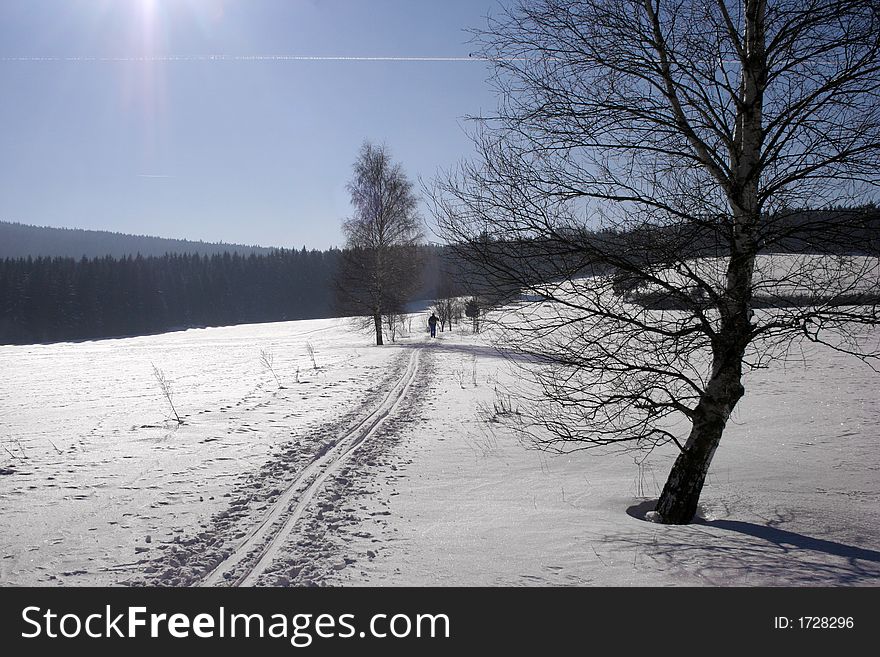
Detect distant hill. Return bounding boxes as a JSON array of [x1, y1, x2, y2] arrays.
[[0, 221, 274, 259]]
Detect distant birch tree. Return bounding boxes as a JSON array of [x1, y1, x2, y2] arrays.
[[432, 0, 880, 523], [336, 141, 423, 345]]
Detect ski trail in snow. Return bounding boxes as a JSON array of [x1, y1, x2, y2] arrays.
[[200, 347, 422, 587]]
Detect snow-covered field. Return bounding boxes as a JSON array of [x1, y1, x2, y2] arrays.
[[1, 314, 878, 586]]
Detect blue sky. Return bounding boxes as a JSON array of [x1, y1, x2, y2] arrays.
[[0, 0, 502, 249]]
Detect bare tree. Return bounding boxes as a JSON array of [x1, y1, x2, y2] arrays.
[[382, 311, 408, 342], [464, 297, 484, 334], [305, 341, 318, 370], [432, 273, 465, 332], [433, 297, 464, 332], [432, 0, 880, 523], [260, 347, 284, 389], [152, 363, 183, 425], [336, 141, 424, 345]]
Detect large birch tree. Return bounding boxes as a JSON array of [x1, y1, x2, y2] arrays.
[[432, 0, 880, 523]]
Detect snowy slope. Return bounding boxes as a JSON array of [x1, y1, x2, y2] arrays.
[[1, 314, 878, 586]]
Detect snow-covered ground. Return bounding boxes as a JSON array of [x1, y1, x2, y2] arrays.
[[1, 314, 878, 586]]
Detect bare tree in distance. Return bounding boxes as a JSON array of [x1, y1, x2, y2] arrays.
[[432, 298, 460, 332], [305, 341, 318, 370], [432, 0, 880, 523], [464, 297, 484, 334], [336, 141, 424, 345], [433, 273, 465, 332], [152, 363, 183, 425], [382, 312, 408, 342], [260, 348, 284, 389]]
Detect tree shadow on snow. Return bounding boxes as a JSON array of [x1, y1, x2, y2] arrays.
[[622, 499, 880, 585], [699, 519, 880, 564]]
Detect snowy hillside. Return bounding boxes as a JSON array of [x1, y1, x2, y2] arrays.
[[1, 315, 878, 586]]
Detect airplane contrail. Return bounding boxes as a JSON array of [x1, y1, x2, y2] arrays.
[[1, 54, 509, 63]]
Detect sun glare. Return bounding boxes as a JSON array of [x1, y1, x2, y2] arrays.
[[139, 0, 159, 29]]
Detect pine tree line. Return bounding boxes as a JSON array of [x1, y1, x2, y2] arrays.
[[0, 249, 342, 344]]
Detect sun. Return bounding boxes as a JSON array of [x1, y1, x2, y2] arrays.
[[139, 0, 159, 25]]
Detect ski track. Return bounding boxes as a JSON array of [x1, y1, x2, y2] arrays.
[[200, 347, 421, 587]]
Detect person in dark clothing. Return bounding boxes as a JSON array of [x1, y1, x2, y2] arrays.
[[428, 313, 438, 338]]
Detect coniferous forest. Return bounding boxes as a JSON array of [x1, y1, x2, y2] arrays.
[[0, 242, 450, 345], [0, 249, 342, 344]]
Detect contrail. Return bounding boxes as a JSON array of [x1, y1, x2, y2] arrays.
[[0, 54, 509, 63]]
